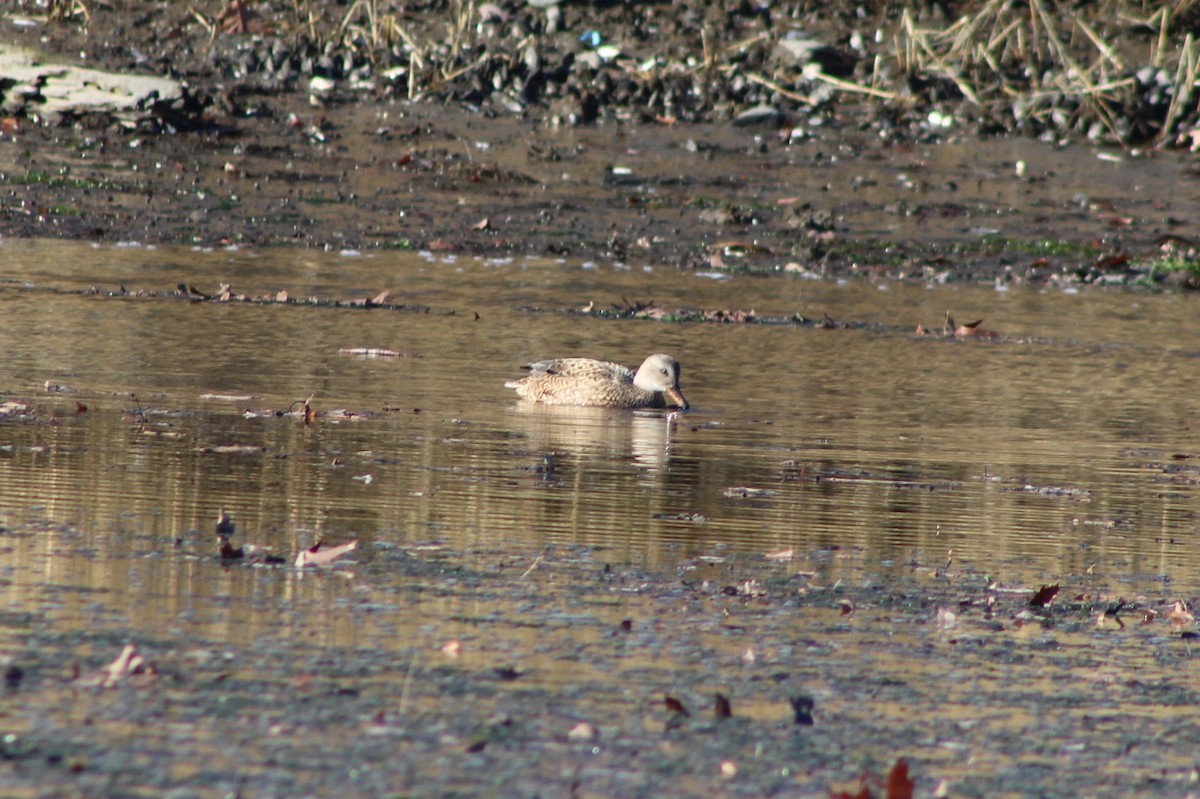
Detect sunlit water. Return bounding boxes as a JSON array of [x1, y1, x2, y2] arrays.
[[2, 238, 1200, 591], [4, 238, 1200, 794]]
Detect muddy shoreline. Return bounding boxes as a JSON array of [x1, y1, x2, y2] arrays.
[[5, 511, 1197, 798], [2, 3, 1198, 286]]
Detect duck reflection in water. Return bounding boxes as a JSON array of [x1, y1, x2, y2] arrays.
[[511, 404, 683, 472]]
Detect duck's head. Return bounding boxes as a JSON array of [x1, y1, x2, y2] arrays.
[[634, 353, 689, 410]]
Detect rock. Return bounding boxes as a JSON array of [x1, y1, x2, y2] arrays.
[[0, 45, 185, 126]]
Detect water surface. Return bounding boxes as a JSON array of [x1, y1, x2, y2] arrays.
[[2, 239, 1198, 591]]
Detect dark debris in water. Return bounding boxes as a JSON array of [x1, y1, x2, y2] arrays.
[[519, 299, 879, 330], [4, 527, 1200, 796]]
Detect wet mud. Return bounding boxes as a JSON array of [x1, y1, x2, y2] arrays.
[[2, 3, 1199, 286], [4, 514, 1197, 798]]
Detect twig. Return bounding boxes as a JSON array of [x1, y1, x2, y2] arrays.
[[810, 71, 899, 101], [520, 556, 543, 579], [744, 73, 816, 105], [398, 650, 419, 713]]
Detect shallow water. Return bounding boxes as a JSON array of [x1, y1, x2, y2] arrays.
[[2, 239, 1200, 590], [4, 238, 1200, 795]]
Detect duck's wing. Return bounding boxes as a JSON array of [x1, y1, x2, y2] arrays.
[[524, 358, 634, 383]]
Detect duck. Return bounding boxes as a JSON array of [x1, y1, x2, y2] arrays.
[[506, 353, 689, 409]]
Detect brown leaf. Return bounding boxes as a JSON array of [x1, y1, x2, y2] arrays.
[[216, 0, 271, 34], [953, 319, 1002, 339], [885, 758, 914, 799], [1168, 600, 1195, 625], [219, 539, 244, 561], [714, 692, 732, 719], [1028, 584, 1060, 608], [663, 695, 689, 716], [294, 539, 358, 568], [829, 782, 873, 799], [78, 643, 157, 688]]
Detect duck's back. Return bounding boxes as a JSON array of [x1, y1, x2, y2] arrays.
[[525, 358, 634, 382], [507, 357, 645, 406]]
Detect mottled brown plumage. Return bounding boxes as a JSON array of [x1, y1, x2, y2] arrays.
[[506, 353, 689, 409]]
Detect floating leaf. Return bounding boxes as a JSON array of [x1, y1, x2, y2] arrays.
[[664, 695, 689, 716], [294, 539, 358, 568], [1028, 584, 1060, 608], [77, 643, 157, 688], [567, 722, 596, 741], [1168, 600, 1195, 625]]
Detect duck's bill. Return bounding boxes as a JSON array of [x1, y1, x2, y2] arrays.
[[666, 388, 689, 410]]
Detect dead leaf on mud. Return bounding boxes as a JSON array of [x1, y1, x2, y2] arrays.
[[216, 0, 272, 35], [200, 445, 267, 455], [829, 757, 913, 799], [916, 312, 1011, 341], [885, 759, 915, 799], [337, 348, 414, 359], [723, 486, 776, 498], [219, 539, 244, 560], [473, 217, 490, 230], [953, 318, 1003, 339], [1168, 600, 1195, 626], [663, 695, 689, 716], [714, 692, 732, 719], [704, 308, 757, 323], [199, 393, 256, 402], [1096, 599, 1127, 629], [216, 507, 238, 542], [294, 539, 358, 568], [0, 401, 32, 417], [77, 643, 157, 688], [567, 722, 596, 741], [1028, 584, 1060, 608], [790, 694, 814, 725]]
